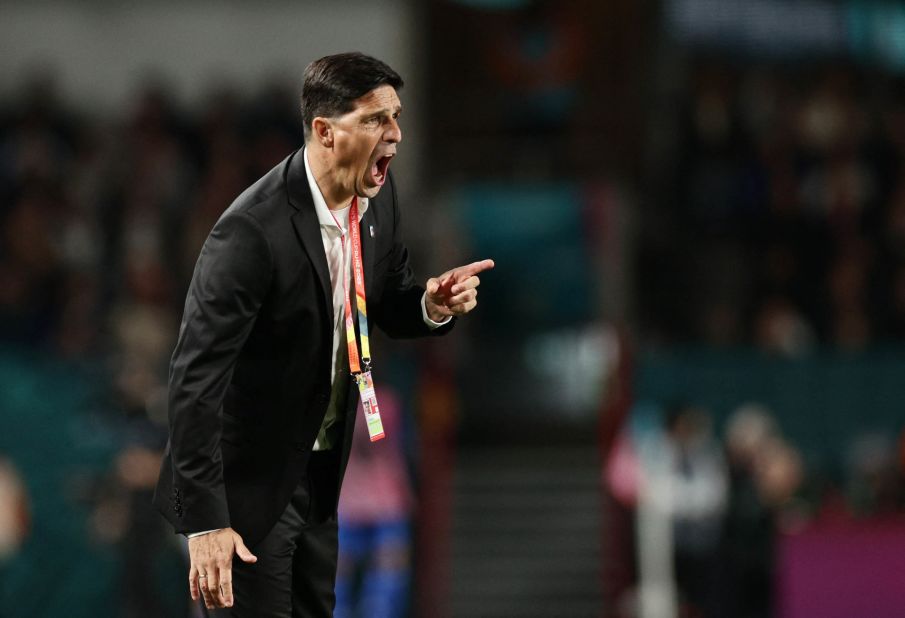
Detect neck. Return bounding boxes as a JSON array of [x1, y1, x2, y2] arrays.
[[307, 143, 354, 211]]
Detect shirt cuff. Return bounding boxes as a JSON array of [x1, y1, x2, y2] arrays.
[[421, 292, 452, 329], [186, 528, 222, 539]]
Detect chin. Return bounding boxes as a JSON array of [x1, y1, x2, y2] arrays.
[[358, 184, 382, 199]]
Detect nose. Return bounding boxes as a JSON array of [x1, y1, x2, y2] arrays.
[[385, 117, 402, 144]]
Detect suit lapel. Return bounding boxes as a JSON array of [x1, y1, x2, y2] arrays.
[[360, 205, 376, 300], [286, 148, 333, 329]]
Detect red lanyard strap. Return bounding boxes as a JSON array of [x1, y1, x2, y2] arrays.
[[332, 197, 371, 375]]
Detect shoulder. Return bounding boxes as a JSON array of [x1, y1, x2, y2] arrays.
[[217, 152, 296, 236], [226, 160, 287, 217]]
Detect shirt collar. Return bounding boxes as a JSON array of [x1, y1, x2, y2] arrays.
[[304, 148, 368, 230]]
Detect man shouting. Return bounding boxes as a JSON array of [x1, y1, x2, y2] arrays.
[[153, 52, 493, 616]]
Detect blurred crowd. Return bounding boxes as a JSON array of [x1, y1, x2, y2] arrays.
[[0, 74, 314, 616], [641, 62, 905, 351], [0, 74, 304, 367], [607, 400, 905, 618]]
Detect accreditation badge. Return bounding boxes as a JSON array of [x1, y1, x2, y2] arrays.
[[356, 370, 385, 441]]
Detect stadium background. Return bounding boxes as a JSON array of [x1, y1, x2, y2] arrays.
[[2, 0, 905, 616]]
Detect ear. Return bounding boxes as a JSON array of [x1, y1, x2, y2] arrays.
[[312, 117, 333, 148]]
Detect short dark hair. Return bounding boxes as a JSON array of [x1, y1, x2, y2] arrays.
[[301, 52, 403, 140]]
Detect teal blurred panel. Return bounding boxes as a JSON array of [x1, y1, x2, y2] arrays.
[[634, 347, 905, 468], [847, 1, 905, 71], [0, 349, 184, 617], [0, 349, 117, 617], [456, 182, 597, 330]]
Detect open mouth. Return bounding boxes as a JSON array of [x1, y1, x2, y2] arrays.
[[370, 154, 393, 187]]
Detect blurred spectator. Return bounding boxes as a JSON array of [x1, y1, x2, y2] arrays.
[[89, 439, 179, 618], [716, 404, 803, 618], [662, 404, 727, 618], [0, 187, 66, 347], [845, 432, 905, 517], [753, 296, 815, 356], [336, 387, 415, 618]]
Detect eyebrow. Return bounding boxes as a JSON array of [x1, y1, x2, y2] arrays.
[[366, 105, 402, 118]]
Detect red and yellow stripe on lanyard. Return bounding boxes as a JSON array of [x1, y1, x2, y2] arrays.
[[341, 196, 370, 373]]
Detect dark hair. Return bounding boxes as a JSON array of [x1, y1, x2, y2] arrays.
[[301, 52, 403, 140]]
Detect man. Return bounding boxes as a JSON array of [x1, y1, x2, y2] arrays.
[[153, 52, 492, 616]]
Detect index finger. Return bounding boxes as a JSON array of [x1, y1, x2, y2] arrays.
[[452, 259, 495, 281]]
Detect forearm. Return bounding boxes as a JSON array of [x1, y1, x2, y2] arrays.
[[375, 284, 455, 338]]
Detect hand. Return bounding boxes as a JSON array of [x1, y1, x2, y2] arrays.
[[425, 259, 495, 321], [188, 527, 257, 609]]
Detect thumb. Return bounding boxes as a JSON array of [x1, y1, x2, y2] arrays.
[[234, 534, 257, 564], [426, 278, 439, 296]]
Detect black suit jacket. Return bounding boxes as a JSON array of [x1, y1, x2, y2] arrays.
[[153, 148, 452, 546]]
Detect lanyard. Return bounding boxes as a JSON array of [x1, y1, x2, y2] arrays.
[[329, 197, 384, 442], [330, 196, 371, 375]]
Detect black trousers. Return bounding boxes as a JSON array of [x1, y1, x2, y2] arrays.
[[205, 450, 341, 618]]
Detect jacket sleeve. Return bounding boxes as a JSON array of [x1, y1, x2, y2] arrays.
[[371, 173, 455, 339], [166, 211, 273, 533]]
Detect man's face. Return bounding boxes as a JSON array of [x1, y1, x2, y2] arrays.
[[329, 85, 402, 199]]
